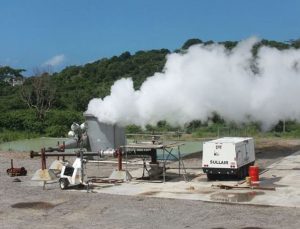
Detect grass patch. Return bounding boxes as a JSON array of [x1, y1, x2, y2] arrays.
[[0, 130, 39, 143]]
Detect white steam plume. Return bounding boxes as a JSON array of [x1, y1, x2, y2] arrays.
[[87, 37, 300, 130]]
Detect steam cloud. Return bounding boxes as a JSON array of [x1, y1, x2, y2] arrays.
[[87, 37, 300, 130], [43, 54, 66, 67]]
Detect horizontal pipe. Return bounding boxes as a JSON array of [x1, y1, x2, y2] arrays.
[[30, 151, 94, 158], [30, 150, 116, 158], [88, 160, 144, 165], [30, 149, 158, 163]]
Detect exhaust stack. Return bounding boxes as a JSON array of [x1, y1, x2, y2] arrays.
[[84, 113, 125, 152]]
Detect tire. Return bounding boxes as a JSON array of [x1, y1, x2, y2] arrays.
[[245, 165, 249, 177], [59, 178, 69, 190], [242, 166, 247, 179], [207, 173, 216, 181], [237, 168, 243, 180], [241, 166, 244, 179], [77, 183, 85, 189]]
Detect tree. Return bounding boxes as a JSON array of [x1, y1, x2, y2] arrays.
[[220, 41, 238, 50], [289, 38, 300, 49], [20, 70, 56, 120], [0, 66, 25, 80], [182, 38, 203, 49]]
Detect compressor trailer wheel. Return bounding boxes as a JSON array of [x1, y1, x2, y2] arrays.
[[59, 178, 69, 190]]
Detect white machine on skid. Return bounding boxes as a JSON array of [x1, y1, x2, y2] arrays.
[[59, 152, 86, 189], [58, 148, 115, 189]]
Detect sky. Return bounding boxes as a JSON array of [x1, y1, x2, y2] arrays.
[[0, 0, 300, 76]]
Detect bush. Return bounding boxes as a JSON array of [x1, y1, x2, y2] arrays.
[[0, 130, 39, 143], [126, 125, 142, 134], [0, 109, 83, 137], [44, 110, 83, 136], [45, 110, 83, 127], [0, 110, 43, 132], [45, 125, 68, 137]]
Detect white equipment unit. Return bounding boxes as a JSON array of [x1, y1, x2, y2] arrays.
[[59, 156, 86, 189], [202, 137, 255, 180], [58, 149, 116, 189]]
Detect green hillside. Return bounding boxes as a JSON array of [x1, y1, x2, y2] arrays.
[[1, 38, 300, 141]]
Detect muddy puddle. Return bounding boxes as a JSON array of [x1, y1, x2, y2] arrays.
[[140, 189, 215, 196], [210, 191, 264, 203], [240, 227, 264, 229], [11, 201, 56, 210], [140, 191, 160, 196]]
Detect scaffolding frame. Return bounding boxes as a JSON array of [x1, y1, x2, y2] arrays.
[[121, 142, 188, 182]]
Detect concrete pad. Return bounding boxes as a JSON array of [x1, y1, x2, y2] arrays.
[[49, 160, 65, 172], [31, 169, 57, 181], [88, 151, 300, 208], [109, 170, 132, 181]]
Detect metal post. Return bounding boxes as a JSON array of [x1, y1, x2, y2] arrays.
[[80, 150, 84, 184], [11, 159, 13, 170], [163, 148, 165, 183], [125, 147, 128, 182], [63, 141, 65, 161], [57, 141, 60, 160], [117, 148, 122, 171], [178, 146, 181, 176], [41, 148, 46, 170], [41, 148, 46, 190]]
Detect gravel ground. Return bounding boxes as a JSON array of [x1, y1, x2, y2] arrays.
[[1, 139, 300, 229]]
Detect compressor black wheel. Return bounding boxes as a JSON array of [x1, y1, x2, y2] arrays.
[[59, 178, 69, 190], [207, 173, 217, 181]]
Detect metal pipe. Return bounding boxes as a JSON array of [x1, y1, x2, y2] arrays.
[[117, 148, 122, 171], [31, 151, 100, 158], [80, 150, 84, 184], [88, 160, 144, 165], [41, 148, 46, 170], [30, 149, 117, 158], [30, 148, 157, 171]]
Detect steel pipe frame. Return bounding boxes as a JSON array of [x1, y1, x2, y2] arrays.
[[161, 146, 187, 183], [30, 151, 105, 158], [32, 144, 186, 182], [122, 144, 186, 182]]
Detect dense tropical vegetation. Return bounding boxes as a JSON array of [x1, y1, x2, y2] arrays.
[[1, 38, 300, 142]]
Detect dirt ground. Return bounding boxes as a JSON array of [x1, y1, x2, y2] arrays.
[[1, 138, 300, 229]]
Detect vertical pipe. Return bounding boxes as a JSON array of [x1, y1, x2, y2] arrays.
[[11, 159, 13, 170], [57, 141, 60, 160], [80, 150, 84, 184], [117, 148, 122, 171], [150, 149, 157, 164], [163, 148, 165, 183], [41, 148, 47, 190], [41, 148, 46, 170], [178, 146, 181, 176], [125, 147, 129, 182], [62, 141, 65, 161]]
